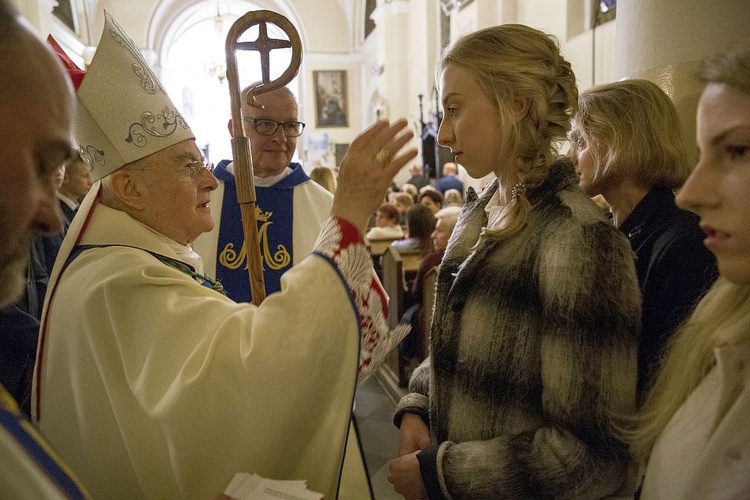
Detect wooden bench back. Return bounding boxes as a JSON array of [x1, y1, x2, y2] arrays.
[[381, 245, 405, 329], [367, 237, 399, 256]]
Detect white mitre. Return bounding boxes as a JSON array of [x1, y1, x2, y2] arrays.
[[75, 10, 194, 181]]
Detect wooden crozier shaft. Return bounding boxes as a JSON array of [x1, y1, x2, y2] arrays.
[[230, 136, 266, 304]]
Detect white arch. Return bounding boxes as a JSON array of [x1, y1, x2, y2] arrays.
[[148, 0, 314, 164], [148, 0, 308, 65]]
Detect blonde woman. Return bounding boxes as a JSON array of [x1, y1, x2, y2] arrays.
[[442, 188, 463, 206], [633, 38, 750, 499], [389, 24, 641, 499], [309, 166, 336, 194], [570, 79, 718, 401], [391, 192, 414, 225]]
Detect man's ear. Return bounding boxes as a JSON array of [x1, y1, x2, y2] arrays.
[[111, 169, 147, 211], [227, 118, 233, 136]]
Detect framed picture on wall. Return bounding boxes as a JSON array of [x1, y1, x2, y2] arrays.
[[314, 70, 348, 128]]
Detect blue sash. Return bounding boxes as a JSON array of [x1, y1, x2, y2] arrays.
[[0, 385, 88, 498], [215, 161, 309, 302]]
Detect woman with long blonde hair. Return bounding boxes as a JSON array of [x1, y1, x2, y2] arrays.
[[633, 38, 750, 499], [389, 24, 641, 499]]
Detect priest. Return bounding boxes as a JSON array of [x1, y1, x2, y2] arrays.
[[193, 85, 332, 302], [33, 11, 415, 500]]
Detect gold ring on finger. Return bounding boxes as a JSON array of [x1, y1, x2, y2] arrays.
[[375, 148, 391, 164]]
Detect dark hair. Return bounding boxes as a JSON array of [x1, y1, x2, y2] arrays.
[[406, 204, 436, 254], [0, 0, 16, 22], [377, 202, 400, 222], [419, 190, 443, 207]]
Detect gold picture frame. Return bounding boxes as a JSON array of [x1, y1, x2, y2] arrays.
[[314, 70, 348, 128]]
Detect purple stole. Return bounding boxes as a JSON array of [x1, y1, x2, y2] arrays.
[[215, 160, 309, 302]]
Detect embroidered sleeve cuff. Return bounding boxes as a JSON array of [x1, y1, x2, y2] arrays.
[[314, 217, 410, 383]]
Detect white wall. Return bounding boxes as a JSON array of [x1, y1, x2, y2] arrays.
[[16, 0, 627, 175]]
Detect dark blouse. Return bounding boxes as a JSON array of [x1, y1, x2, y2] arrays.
[[619, 187, 718, 401]]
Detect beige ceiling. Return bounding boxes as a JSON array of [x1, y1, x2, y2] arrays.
[[87, 0, 356, 57]]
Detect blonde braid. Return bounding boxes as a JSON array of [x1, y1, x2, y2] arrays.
[[448, 25, 576, 244]]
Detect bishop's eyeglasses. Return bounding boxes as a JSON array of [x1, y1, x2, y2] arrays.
[[129, 158, 214, 182], [244, 118, 306, 137], [182, 159, 215, 180]]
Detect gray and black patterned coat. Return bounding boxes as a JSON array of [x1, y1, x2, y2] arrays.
[[395, 158, 641, 499]]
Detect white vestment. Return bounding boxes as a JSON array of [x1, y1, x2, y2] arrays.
[[33, 184, 402, 499], [192, 168, 370, 497]]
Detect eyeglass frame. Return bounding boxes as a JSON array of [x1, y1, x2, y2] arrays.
[[128, 159, 215, 182], [243, 118, 306, 137], [182, 159, 215, 180]]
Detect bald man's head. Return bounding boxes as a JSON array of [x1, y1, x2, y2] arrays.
[[0, 1, 75, 306], [442, 162, 458, 176]]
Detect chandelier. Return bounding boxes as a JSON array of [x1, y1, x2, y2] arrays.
[[204, 2, 227, 83]]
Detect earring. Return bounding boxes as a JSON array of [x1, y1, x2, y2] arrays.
[[511, 181, 526, 202]]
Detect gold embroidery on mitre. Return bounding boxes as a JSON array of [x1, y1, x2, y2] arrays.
[[104, 15, 189, 148]]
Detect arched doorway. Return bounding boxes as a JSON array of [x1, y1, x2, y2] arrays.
[[156, 1, 301, 164]]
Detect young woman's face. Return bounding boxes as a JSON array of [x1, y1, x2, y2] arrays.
[[676, 83, 750, 285], [437, 64, 507, 180]]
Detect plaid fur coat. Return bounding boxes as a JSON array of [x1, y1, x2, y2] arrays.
[[395, 158, 641, 499]]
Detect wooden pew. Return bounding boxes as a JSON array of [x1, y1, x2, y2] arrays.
[[381, 245, 405, 329], [381, 247, 425, 327], [381, 246, 405, 386], [368, 237, 401, 282], [367, 237, 400, 257], [400, 250, 423, 273], [381, 246, 434, 386]]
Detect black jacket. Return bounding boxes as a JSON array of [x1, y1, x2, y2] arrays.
[[620, 187, 718, 401]]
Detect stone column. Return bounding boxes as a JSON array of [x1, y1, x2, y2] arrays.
[[373, 0, 411, 122], [615, 0, 750, 163]]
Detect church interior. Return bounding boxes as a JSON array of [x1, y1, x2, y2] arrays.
[[19, 0, 747, 189], [7, 0, 750, 498]]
